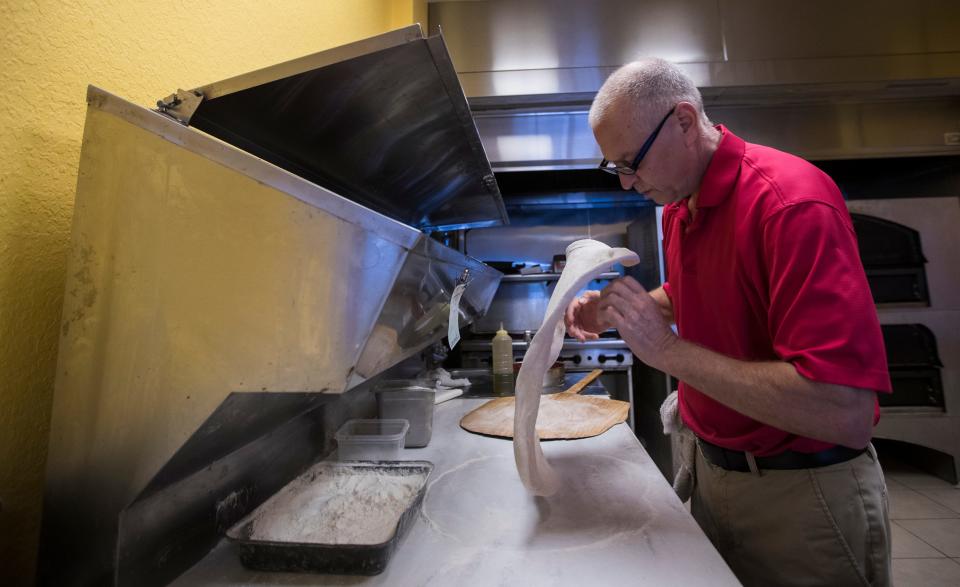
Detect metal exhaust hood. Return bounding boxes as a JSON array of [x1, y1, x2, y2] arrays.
[[429, 0, 960, 165], [159, 24, 507, 231], [41, 25, 504, 586]]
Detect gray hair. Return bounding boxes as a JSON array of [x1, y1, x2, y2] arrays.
[[589, 58, 709, 130]]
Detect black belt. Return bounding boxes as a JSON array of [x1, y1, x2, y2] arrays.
[[698, 438, 866, 472]]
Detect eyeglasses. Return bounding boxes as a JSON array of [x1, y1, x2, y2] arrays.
[[599, 105, 676, 176]]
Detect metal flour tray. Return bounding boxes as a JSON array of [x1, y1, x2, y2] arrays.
[[226, 460, 433, 575]]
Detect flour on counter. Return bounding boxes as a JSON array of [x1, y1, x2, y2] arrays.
[[248, 464, 427, 545]]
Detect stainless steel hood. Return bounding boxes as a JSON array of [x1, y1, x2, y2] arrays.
[[41, 26, 504, 586], [430, 0, 960, 165], [160, 24, 507, 231]]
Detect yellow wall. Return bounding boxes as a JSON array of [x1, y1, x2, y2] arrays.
[[0, 1, 425, 584]]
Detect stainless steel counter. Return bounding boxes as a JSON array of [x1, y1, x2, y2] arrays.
[[172, 398, 741, 586]]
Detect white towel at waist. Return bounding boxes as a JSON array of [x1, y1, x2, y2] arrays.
[[660, 390, 696, 502]]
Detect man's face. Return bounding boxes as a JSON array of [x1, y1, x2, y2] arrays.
[[593, 104, 692, 206]]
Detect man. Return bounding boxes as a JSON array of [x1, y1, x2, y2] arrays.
[[565, 59, 892, 587]]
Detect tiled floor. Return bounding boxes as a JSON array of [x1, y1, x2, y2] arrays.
[[882, 457, 960, 587]]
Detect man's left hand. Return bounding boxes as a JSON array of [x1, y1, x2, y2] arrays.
[[598, 277, 678, 368]]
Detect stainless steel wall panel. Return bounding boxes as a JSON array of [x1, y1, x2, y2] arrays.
[[711, 99, 960, 160], [433, 0, 960, 101], [924, 0, 960, 53], [473, 109, 601, 170], [719, 0, 960, 62], [856, 99, 960, 157], [446, 0, 960, 165], [431, 0, 724, 74], [458, 55, 960, 102], [475, 97, 960, 167], [459, 68, 613, 102]]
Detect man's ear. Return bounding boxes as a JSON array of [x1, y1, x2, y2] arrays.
[[675, 102, 700, 146]]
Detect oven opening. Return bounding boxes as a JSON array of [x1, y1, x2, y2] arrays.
[[880, 324, 945, 409], [852, 213, 929, 306]]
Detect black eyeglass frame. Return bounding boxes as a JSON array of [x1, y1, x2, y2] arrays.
[[598, 105, 677, 176]]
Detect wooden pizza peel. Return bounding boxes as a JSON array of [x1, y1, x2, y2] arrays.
[[459, 369, 630, 439]]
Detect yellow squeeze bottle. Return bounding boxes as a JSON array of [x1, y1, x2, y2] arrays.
[[491, 323, 514, 395]]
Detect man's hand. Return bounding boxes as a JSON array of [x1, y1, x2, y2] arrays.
[[598, 277, 677, 368], [564, 290, 611, 341]]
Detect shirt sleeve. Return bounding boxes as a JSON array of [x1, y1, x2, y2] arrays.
[[661, 204, 675, 303], [762, 201, 892, 393]]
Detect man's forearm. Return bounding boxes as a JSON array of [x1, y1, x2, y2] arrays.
[[648, 286, 674, 324], [654, 337, 875, 448]]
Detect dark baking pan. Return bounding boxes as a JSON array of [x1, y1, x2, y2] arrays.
[[225, 460, 433, 575]]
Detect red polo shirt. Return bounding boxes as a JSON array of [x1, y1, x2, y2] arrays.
[[662, 126, 891, 456]]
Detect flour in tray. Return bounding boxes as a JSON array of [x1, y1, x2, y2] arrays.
[[249, 465, 427, 545]]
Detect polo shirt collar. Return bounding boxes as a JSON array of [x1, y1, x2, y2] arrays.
[[695, 125, 744, 209]]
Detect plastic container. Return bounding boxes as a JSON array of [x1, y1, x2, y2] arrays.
[[491, 323, 514, 395], [376, 389, 435, 448], [375, 379, 434, 392], [335, 419, 409, 461]]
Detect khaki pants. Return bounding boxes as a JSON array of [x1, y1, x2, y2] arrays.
[[691, 443, 892, 587]]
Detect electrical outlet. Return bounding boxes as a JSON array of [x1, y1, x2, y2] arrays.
[[945, 132, 960, 146]]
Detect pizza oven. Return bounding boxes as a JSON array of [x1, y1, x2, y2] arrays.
[[847, 196, 960, 483], [851, 213, 930, 305], [848, 212, 946, 409]]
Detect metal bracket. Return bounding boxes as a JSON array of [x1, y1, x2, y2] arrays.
[[156, 89, 204, 125]]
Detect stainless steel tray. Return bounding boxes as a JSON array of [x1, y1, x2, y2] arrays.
[[226, 460, 433, 575]]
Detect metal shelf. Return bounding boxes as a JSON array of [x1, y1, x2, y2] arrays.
[[459, 337, 628, 352]]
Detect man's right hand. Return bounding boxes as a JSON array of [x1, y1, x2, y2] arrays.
[[564, 290, 610, 341]]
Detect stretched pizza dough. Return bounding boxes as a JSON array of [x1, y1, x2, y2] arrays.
[[514, 239, 640, 496]]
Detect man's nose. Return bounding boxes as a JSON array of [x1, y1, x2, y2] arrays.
[[619, 173, 637, 191]]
